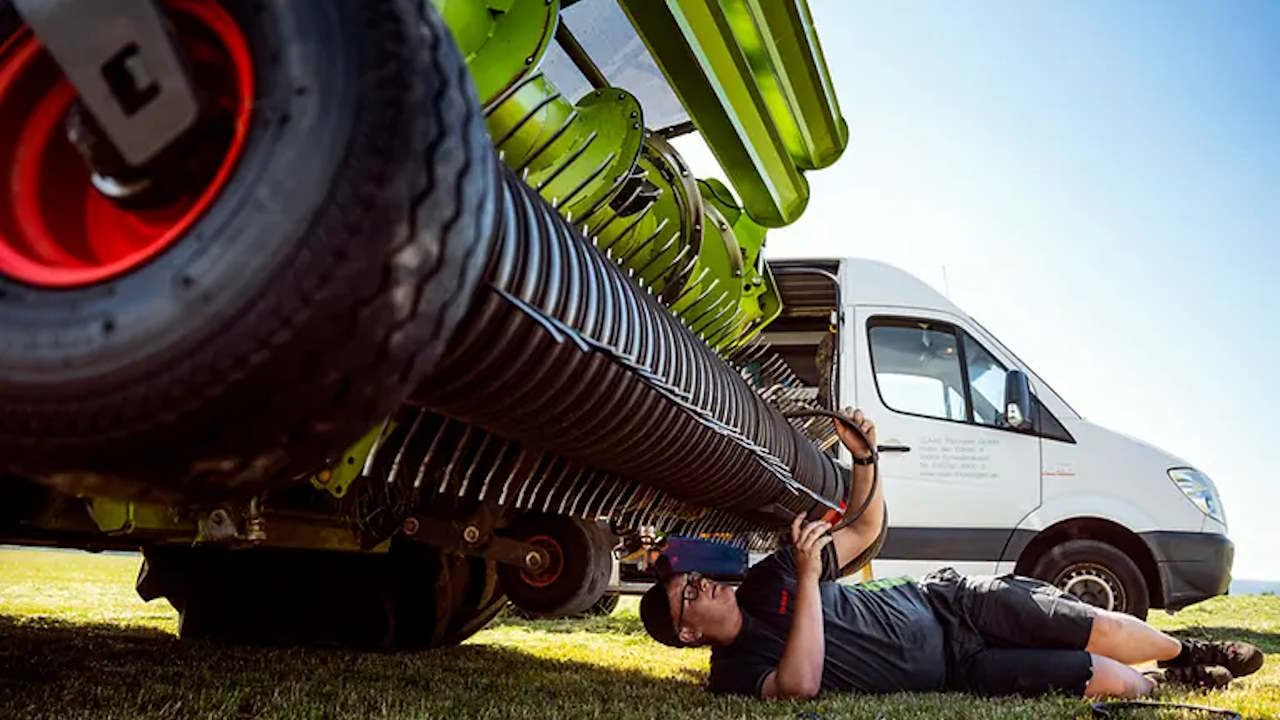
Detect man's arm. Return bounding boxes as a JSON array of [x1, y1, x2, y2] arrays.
[[760, 515, 832, 700], [829, 408, 885, 571]]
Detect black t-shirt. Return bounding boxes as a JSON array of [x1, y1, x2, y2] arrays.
[[708, 543, 947, 697]]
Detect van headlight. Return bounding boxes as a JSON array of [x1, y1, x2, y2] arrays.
[[1168, 468, 1225, 523]]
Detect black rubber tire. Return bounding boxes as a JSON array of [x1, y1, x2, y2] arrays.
[[142, 547, 397, 647], [1032, 539, 1150, 620], [141, 540, 505, 649], [498, 515, 613, 618], [0, 0, 495, 498]]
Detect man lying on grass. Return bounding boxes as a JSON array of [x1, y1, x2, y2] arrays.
[[640, 408, 1264, 700]]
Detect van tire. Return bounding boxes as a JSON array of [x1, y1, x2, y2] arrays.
[[1032, 539, 1150, 620]]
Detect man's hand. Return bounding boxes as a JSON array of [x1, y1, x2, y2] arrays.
[[791, 513, 833, 583], [833, 406, 877, 459]]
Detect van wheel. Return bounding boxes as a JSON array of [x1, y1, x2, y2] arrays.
[[1032, 539, 1150, 620]]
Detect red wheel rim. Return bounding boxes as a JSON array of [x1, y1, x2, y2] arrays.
[[0, 0, 253, 288], [519, 535, 565, 588]]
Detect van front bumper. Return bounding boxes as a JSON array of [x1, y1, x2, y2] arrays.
[[1139, 531, 1233, 610]]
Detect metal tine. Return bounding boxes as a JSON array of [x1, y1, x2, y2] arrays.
[[543, 466, 583, 513], [633, 233, 681, 283], [492, 89, 563, 150], [599, 477, 627, 522], [360, 416, 393, 479], [530, 461, 570, 511], [500, 449, 544, 506], [412, 418, 451, 490], [580, 170, 639, 226], [586, 167, 650, 236], [566, 469, 596, 517], [634, 492, 660, 530], [682, 290, 728, 328], [558, 152, 616, 212], [517, 108, 580, 172], [484, 71, 542, 116], [617, 217, 670, 267], [576, 471, 609, 515], [439, 425, 474, 495], [608, 481, 641, 522], [560, 468, 597, 515], [515, 455, 553, 509], [484, 445, 526, 501], [703, 309, 744, 344], [677, 279, 721, 322], [668, 267, 711, 309], [710, 308, 746, 343], [475, 440, 513, 501], [655, 250, 702, 299], [649, 244, 692, 294], [386, 409, 425, 485], [580, 475, 609, 518], [536, 131, 599, 192], [599, 202, 655, 254]]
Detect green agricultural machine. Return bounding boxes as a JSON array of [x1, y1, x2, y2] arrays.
[[0, 0, 851, 645]]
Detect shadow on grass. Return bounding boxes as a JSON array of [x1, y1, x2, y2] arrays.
[[1165, 625, 1280, 654], [486, 606, 647, 636], [0, 614, 706, 720]]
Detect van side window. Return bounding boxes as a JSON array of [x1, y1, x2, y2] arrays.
[[961, 333, 1008, 427], [1035, 397, 1074, 443], [867, 323, 968, 422]]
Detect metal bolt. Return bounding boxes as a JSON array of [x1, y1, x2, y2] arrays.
[[463, 525, 481, 543], [316, 469, 331, 485], [525, 551, 544, 570], [525, 56, 534, 65], [402, 517, 420, 536], [209, 509, 229, 526]]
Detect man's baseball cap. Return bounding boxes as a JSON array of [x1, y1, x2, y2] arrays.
[[639, 555, 687, 648]]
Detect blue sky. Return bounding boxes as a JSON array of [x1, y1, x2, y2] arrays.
[[675, 1, 1279, 579]]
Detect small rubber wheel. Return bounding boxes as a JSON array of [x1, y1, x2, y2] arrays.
[[498, 515, 613, 618], [1032, 539, 1150, 620], [0, 0, 495, 497]]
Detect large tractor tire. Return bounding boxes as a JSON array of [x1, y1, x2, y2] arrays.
[[139, 540, 506, 649], [0, 0, 494, 497], [498, 515, 615, 618]]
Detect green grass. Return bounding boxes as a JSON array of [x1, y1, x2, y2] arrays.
[[0, 548, 1276, 719]]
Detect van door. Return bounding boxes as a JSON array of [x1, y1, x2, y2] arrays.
[[850, 308, 1041, 578]]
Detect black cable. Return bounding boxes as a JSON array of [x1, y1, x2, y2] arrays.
[[780, 409, 878, 529], [1091, 700, 1241, 718]]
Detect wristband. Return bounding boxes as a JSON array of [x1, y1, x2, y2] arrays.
[[851, 453, 876, 466]]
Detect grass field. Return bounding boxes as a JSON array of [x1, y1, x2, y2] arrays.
[[1, 548, 1276, 719]]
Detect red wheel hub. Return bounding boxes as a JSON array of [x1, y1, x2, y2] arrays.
[[519, 535, 565, 588], [0, 0, 252, 288]]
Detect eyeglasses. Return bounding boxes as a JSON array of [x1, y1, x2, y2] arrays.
[[675, 571, 703, 636]]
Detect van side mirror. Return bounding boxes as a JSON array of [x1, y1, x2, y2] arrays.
[[1003, 370, 1033, 431]]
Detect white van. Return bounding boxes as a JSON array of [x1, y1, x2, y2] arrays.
[[764, 257, 1233, 619]]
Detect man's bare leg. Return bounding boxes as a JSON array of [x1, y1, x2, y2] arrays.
[[1085, 654, 1156, 698], [1084, 609, 1181, 665]]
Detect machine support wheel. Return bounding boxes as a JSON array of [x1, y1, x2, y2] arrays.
[[498, 514, 614, 618]]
